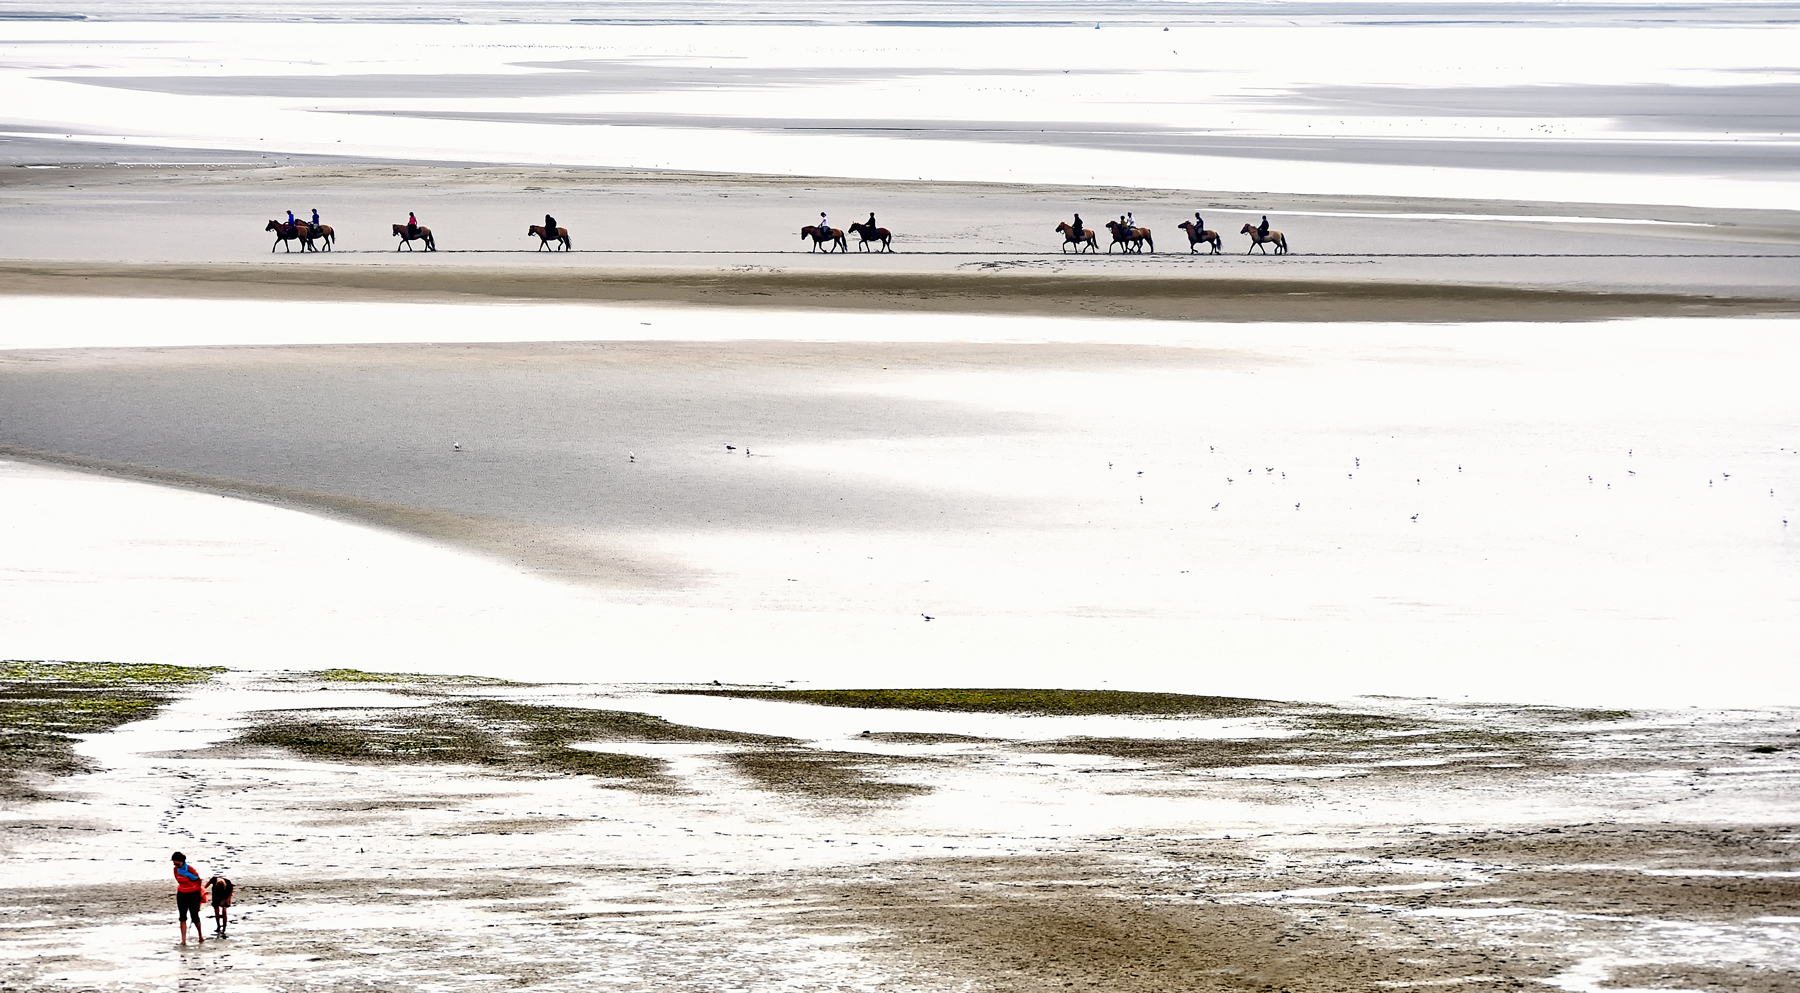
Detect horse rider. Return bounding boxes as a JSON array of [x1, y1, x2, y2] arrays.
[[1258, 215, 1270, 240], [1071, 213, 1084, 239], [310, 208, 321, 235], [865, 212, 877, 232], [407, 212, 419, 238], [285, 210, 298, 234], [1125, 211, 1137, 233], [544, 213, 557, 236], [1193, 211, 1204, 233], [819, 212, 830, 235]]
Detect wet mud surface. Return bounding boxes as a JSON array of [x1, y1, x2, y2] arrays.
[[2, 667, 1797, 992]]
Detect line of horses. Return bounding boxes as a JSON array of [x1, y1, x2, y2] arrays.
[[267, 216, 1287, 255], [1058, 219, 1289, 255]]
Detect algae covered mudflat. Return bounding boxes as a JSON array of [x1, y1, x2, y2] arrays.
[[0, 660, 222, 798]]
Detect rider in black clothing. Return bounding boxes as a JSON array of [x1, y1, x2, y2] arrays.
[[544, 213, 557, 234], [866, 212, 877, 231], [1072, 213, 1083, 238], [1258, 215, 1269, 239], [1194, 211, 1204, 231]]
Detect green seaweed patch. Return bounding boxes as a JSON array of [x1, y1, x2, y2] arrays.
[[1285, 711, 1431, 734], [456, 700, 789, 746], [0, 661, 219, 798], [664, 687, 1272, 717], [722, 748, 933, 801], [1030, 723, 1550, 772], [2, 660, 224, 685], [856, 731, 997, 744], [310, 668, 517, 687], [234, 700, 792, 791]]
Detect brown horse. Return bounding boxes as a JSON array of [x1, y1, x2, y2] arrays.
[[1240, 224, 1288, 255], [848, 221, 892, 252], [1055, 222, 1097, 253], [1105, 221, 1153, 254], [528, 224, 571, 251], [1177, 221, 1221, 254], [310, 224, 334, 251], [801, 225, 847, 253], [265, 219, 313, 253], [393, 223, 436, 251]]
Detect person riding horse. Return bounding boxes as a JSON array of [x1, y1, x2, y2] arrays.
[[544, 213, 556, 236], [1258, 215, 1270, 239], [1071, 213, 1084, 239], [407, 212, 420, 239], [1194, 212, 1204, 233], [310, 208, 321, 236], [865, 212, 877, 232], [285, 210, 299, 236]]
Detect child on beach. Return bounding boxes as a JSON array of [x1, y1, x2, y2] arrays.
[[171, 852, 204, 945], [207, 872, 234, 936]]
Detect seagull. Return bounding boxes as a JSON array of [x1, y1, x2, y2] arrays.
[[1723, 473, 1731, 479], [1411, 514, 1419, 522], [1227, 477, 1233, 484], [745, 448, 751, 457], [629, 452, 635, 463], [452, 441, 461, 452], [1211, 503, 1219, 510], [1294, 502, 1300, 510], [1355, 458, 1360, 467], [1137, 470, 1143, 476], [921, 614, 934, 621], [726, 444, 736, 451], [1628, 470, 1635, 476]]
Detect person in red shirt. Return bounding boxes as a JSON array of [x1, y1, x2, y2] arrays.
[[171, 852, 205, 945]]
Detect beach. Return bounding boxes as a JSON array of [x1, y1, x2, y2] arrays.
[[3, 4, 1799, 992]]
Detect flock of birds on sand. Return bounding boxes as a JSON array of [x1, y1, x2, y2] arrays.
[[439, 439, 1793, 621]]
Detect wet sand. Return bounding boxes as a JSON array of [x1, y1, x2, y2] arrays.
[[2, 670, 1796, 993], [3, 165, 1798, 321]]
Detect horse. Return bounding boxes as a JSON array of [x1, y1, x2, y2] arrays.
[[310, 224, 334, 252], [1240, 224, 1288, 255], [528, 224, 571, 251], [1055, 222, 1098, 253], [848, 221, 892, 252], [393, 224, 436, 251], [1105, 221, 1153, 254], [265, 220, 313, 253], [1177, 221, 1222, 254], [801, 225, 847, 253]]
